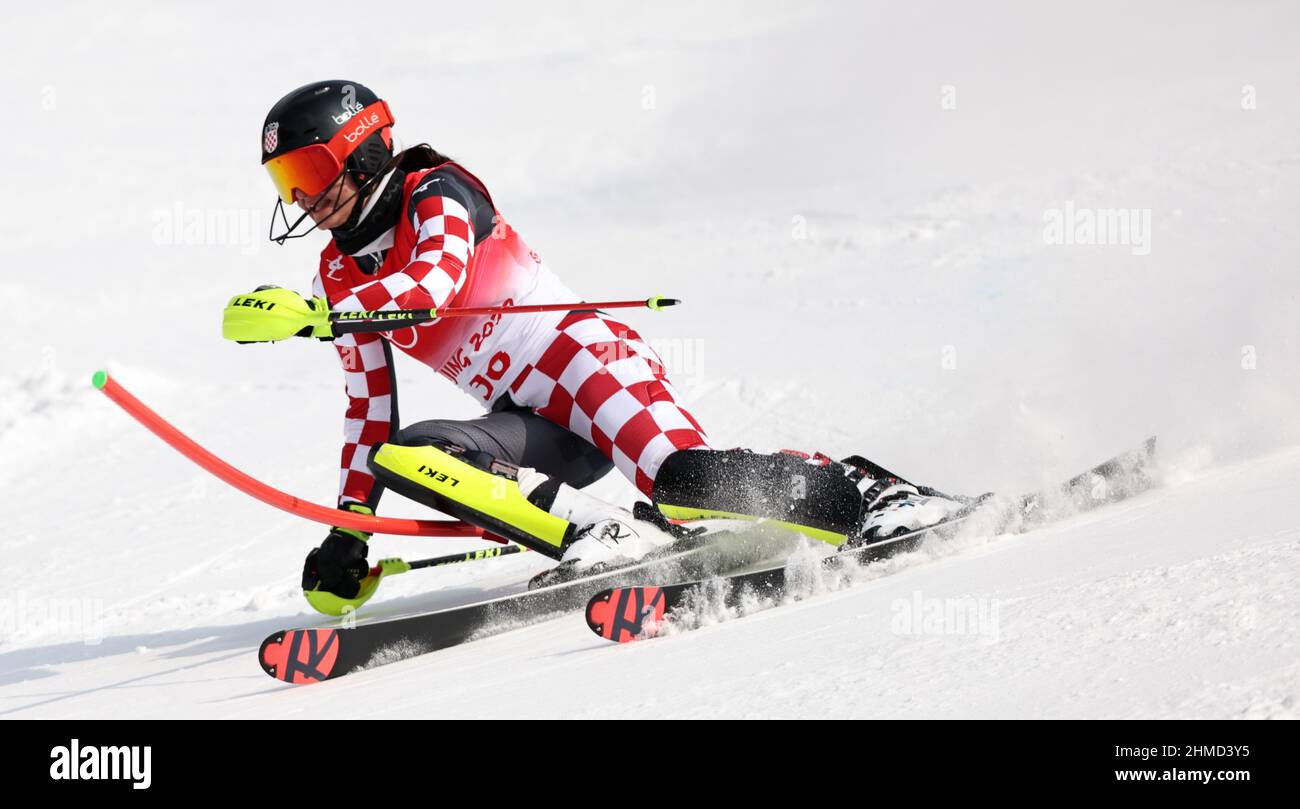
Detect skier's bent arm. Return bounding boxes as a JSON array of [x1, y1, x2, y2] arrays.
[[334, 332, 395, 508], [312, 273, 396, 510]]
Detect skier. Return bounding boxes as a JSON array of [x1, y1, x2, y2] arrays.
[[228, 80, 966, 606]]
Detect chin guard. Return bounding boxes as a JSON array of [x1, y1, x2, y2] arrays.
[[222, 285, 333, 342]]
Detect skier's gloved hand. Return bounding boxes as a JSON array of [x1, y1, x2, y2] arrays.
[[302, 503, 373, 599], [222, 285, 333, 343]]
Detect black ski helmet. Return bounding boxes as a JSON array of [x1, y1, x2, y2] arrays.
[[260, 80, 395, 203]]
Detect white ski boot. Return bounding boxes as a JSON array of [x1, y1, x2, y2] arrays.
[[852, 479, 968, 544], [517, 468, 678, 587]]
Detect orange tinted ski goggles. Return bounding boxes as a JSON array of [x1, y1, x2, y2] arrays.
[[263, 101, 395, 203]]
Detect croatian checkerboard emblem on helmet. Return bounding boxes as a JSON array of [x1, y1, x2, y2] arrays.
[[263, 121, 279, 154]]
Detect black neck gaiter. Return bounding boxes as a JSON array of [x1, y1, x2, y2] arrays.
[[333, 168, 408, 258]]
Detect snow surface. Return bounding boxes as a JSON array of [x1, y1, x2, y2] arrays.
[[1, 0, 1298, 718]]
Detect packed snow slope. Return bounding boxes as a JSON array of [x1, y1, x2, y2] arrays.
[[1, 1, 1297, 718]]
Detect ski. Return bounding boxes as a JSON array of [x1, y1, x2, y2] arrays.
[[584, 511, 980, 642], [584, 437, 1157, 643], [258, 529, 754, 684]]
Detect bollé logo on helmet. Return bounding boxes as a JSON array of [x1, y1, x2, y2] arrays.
[[342, 111, 382, 144], [331, 84, 365, 125]]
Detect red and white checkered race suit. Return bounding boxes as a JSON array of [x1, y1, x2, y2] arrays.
[[312, 161, 710, 507]]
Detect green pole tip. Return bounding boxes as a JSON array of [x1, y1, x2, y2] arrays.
[[647, 296, 681, 311], [91, 370, 108, 389]]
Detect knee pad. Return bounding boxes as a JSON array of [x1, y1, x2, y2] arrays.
[[368, 442, 574, 558]]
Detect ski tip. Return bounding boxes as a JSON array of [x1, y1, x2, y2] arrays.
[[258, 628, 340, 684], [585, 586, 668, 643], [91, 369, 108, 390]]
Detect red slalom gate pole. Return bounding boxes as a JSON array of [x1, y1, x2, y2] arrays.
[[91, 370, 491, 540]]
